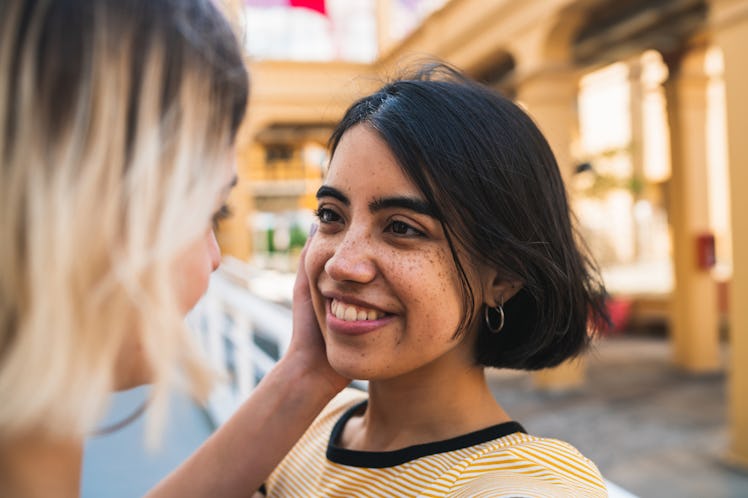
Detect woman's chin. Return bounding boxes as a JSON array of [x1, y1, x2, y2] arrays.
[[329, 361, 372, 382], [329, 358, 394, 383]]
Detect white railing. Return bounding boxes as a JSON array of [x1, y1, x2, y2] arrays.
[[187, 264, 293, 426]]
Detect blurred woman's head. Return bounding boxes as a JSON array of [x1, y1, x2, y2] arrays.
[[0, 0, 248, 440], [314, 64, 606, 379]]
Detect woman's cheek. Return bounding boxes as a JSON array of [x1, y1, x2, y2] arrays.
[[174, 231, 217, 313]]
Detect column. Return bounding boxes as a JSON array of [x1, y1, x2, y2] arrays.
[[627, 56, 647, 262], [375, 0, 395, 58], [711, 0, 748, 470], [515, 67, 580, 182], [663, 48, 722, 373], [516, 67, 587, 390], [216, 141, 260, 260]]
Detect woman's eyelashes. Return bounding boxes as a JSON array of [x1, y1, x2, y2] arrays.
[[386, 219, 425, 237], [314, 206, 341, 225], [212, 204, 233, 230], [314, 205, 426, 238]]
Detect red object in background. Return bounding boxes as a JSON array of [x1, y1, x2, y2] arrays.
[[604, 297, 632, 334], [246, 0, 327, 16], [696, 232, 716, 270], [289, 0, 326, 15]]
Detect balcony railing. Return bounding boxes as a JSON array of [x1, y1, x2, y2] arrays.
[[187, 264, 293, 426]]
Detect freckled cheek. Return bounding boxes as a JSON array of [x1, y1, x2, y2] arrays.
[[398, 250, 456, 288], [412, 250, 463, 319]]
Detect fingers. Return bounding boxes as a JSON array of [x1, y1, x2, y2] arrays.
[[293, 223, 318, 300]]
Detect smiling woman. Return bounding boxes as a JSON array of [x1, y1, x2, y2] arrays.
[[262, 64, 611, 497]]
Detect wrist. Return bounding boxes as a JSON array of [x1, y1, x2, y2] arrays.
[[274, 352, 344, 403]]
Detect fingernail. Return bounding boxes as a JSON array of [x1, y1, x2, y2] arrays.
[[309, 223, 318, 238]]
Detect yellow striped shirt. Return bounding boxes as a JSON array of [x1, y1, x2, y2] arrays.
[[265, 389, 608, 498]]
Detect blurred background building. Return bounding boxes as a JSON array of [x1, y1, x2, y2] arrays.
[[213, 0, 748, 473]]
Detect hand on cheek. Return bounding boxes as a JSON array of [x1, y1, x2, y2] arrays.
[[287, 226, 349, 394]]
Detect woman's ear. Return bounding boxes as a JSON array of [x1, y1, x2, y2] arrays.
[[481, 268, 522, 307]]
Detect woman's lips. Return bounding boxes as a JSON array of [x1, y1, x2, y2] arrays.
[[326, 298, 392, 335]]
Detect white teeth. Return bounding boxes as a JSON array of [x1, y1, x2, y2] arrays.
[[331, 299, 384, 322]]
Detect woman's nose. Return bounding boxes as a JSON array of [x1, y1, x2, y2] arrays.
[[208, 230, 221, 272], [324, 231, 376, 284]]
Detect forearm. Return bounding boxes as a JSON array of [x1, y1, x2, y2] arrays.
[[146, 356, 339, 498]]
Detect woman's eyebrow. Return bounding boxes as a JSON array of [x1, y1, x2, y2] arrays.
[[316, 186, 436, 218], [369, 196, 436, 217], [316, 185, 349, 205]]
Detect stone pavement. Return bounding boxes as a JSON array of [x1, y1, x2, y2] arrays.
[[487, 336, 748, 498]]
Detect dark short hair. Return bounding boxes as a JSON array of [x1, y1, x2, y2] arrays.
[[328, 63, 609, 370]]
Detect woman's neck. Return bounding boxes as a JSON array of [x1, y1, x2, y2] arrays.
[[0, 433, 83, 498], [341, 363, 511, 452]]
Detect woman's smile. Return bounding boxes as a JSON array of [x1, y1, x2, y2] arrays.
[[326, 298, 394, 336]]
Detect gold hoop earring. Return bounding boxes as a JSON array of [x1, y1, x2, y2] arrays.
[[484, 301, 505, 333]]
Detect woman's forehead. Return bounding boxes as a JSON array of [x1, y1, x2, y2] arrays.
[[326, 126, 421, 196]]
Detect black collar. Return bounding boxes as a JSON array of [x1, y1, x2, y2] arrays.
[[327, 400, 527, 468]]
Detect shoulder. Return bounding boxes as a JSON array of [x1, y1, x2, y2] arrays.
[[319, 387, 367, 421], [449, 434, 607, 498], [327, 386, 368, 410], [265, 388, 368, 494], [287, 387, 366, 447]]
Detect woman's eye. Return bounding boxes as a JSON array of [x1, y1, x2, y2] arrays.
[[314, 207, 341, 224], [388, 220, 424, 237], [212, 204, 233, 230]]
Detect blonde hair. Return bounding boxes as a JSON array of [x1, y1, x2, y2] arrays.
[[0, 0, 248, 441]]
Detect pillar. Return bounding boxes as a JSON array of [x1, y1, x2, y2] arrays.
[[663, 48, 722, 373], [515, 67, 580, 182], [711, 0, 748, 470], [628, 58, 647, 187], [216, 141, 260, 260], [375, 0, 395, 58], [516, 67, 587, 389], [627, 56, 647, 262]]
